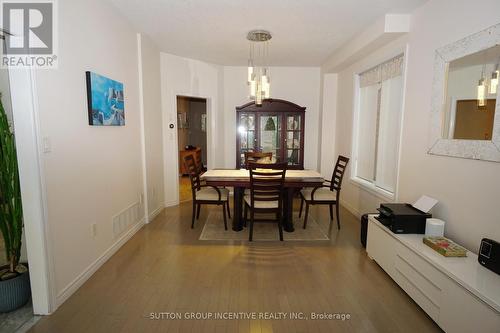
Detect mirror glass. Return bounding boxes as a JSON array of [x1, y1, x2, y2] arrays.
[[443, 45, 500, 140]]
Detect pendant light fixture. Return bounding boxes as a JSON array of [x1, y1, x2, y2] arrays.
[[490, 69, 499, 94], [489, 56, 500, 95], [247, 30, 271, 105], [477, 64, 487, 107], [478, 78, 487, 107]]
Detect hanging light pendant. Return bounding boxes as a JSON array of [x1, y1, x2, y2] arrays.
[[490, 70, 499, 94], [247, 60, 254, 83], [247, 30, 271, 105], [477, 78, 487, 107], [477, 64, 487, 107], [262, 68, 270, 98]]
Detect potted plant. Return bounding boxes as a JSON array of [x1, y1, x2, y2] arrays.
[[0, 95, 30, 312]]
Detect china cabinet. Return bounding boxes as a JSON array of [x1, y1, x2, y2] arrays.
[[236, 99, 305, 169]]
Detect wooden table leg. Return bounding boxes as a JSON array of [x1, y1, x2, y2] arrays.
[[232, 187, 244, 231], [283, 187, 295, 232]]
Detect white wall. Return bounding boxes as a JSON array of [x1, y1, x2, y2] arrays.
[[139, 34, 165, 219], [222, 66, 321, 169], [160, 53, 223, 206], [33, 0, 145, 305], [327, 0, 500, 252], [448, 64, 497, 100], [319, 73, 338, 179], [397, 0, 500, 253]]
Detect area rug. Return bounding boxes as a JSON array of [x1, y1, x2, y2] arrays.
[[199, 211, 331, 241]]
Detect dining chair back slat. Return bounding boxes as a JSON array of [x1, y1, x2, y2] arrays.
[[183, 154, 231, 230], [248, 162, 287, 208], [330, 156, 349, 192], [299, 155, 349, 230], [184, 155, 201, 193], [245, 162, 287, 241]]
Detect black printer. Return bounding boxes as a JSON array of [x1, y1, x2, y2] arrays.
[[376, 203, 431, 234]]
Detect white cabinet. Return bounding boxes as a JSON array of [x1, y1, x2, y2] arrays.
[[367, 220, 397, 277], [366, 216, 500, 332], [393, 243, 445, 322], [440, 280, 500, 332]]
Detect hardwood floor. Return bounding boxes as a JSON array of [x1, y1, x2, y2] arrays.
[[179, 176, 192, 202], [28, 201, 442, 333]]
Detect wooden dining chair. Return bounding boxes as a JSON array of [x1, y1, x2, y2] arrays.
[[194, 150, 207, 173], [243, 162, 287, 241], [184, 155, 230, 229], [244, 151, 273, 169], [299, 155, 349, 230]]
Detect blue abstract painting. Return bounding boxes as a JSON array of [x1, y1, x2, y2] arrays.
[[86, 71, 125, 126]]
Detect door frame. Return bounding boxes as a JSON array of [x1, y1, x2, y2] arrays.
[[9, 67, 56, 314], [173, 94, 210, 205]]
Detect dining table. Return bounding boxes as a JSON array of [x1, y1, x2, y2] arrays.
[[201, 169, 324, 232]]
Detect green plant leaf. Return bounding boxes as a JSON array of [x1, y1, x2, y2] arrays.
[[0, 94, 23, 272]]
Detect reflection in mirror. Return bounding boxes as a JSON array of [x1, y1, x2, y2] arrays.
[[443, 45, 500, 140]]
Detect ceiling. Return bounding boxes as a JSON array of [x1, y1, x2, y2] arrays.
[[450, 45, 500, 70], [109, 0, 426, 66]]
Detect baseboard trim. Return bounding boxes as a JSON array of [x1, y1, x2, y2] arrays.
[[148, 205, 164, 222], [164, 200, 177, 208], [55, 218, 146, 308], [340, 199, 361, 220]]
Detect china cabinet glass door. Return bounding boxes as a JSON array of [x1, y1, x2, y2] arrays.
[[285, 114, 302, 166], [259, 114, 281, 162], [236, 99, 306, 169], [238, 113, 256, 167]]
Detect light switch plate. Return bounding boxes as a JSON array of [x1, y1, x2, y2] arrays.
[[42, 136, 51, 153]]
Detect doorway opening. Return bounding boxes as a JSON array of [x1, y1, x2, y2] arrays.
[[176, 96, 208, 202]]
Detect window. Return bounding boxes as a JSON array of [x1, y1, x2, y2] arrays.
[[353, 54, 404, 197]]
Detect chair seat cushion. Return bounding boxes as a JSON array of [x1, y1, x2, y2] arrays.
[[196, 187, 229, 201], [244, 195, 279, 209], [300, 187, 337, 202]]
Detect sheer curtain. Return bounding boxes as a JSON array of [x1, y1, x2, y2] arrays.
[[356, 84, 379, 181], [356, 55, 404, 193], [376, 75, 403, 192]]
